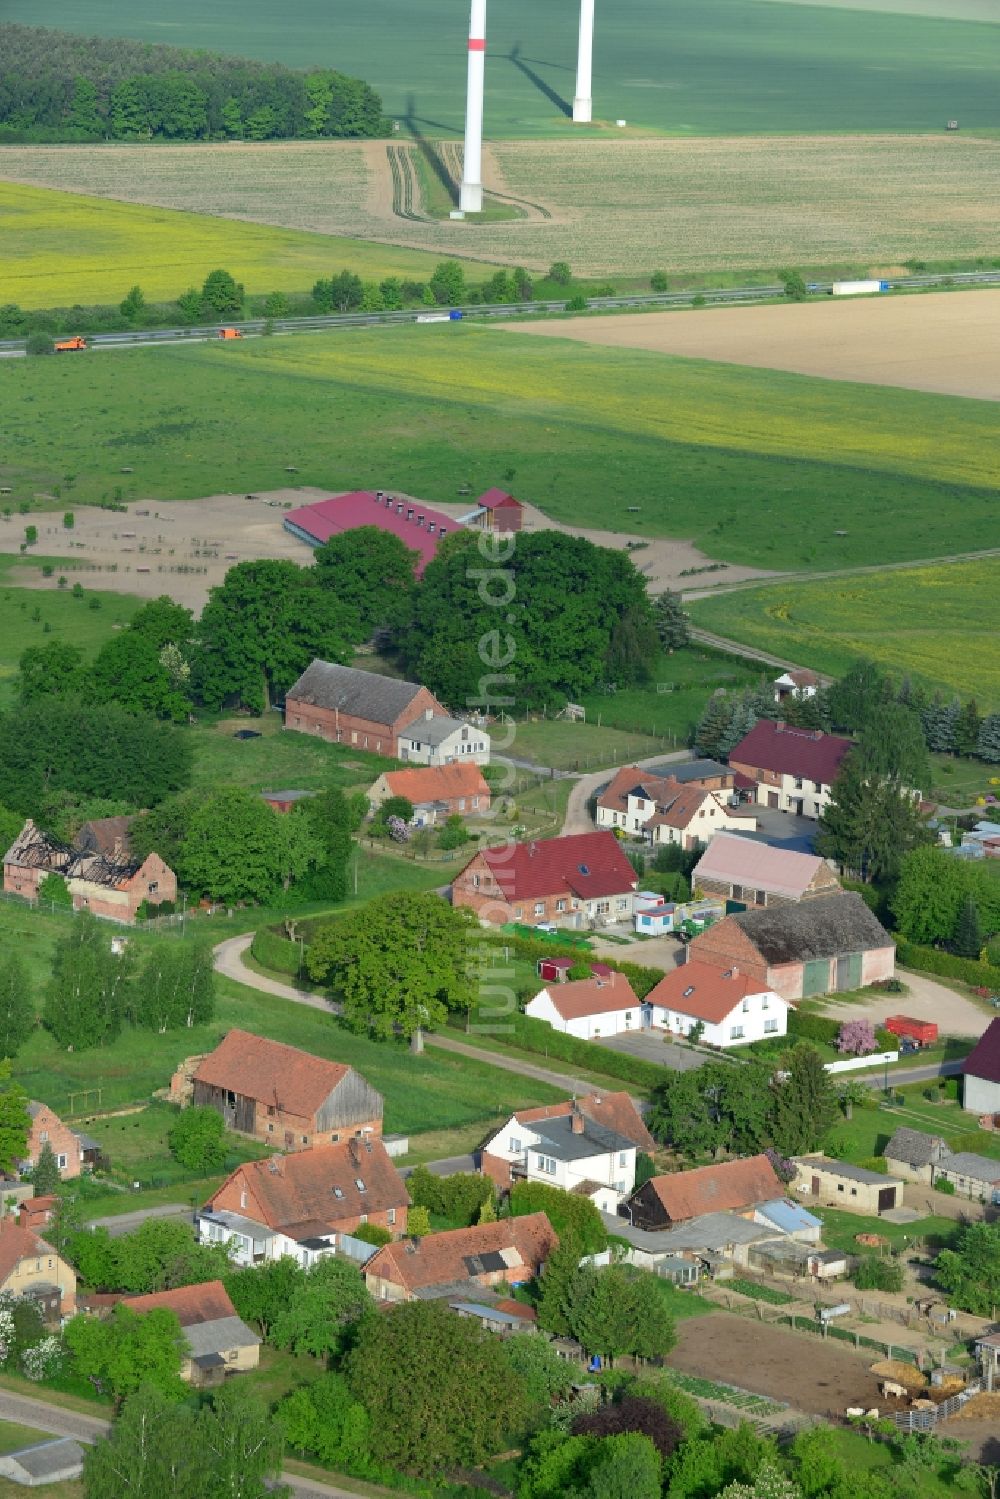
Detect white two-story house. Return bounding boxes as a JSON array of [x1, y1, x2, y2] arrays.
[[481, 1101, 640, 1214], [644, 960, 789, 1048], [397, 712, 491, 767]]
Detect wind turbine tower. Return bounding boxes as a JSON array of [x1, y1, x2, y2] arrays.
[[573, 0, 595, 123], [460, 0, 487, 213]]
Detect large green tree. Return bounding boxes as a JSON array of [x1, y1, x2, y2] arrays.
[[43, 912, 135, 1050], [67, 1217, 230, 1296], [306, 892, 477, 1042], [0, 699, 191, 814], [402, 530, 655, 708], [168, 1106, 227, 1172], [935, 1222, 1000, 1318], [196, 1380, 288, 1499], [825, 659, 892, 733], [291, 789, 353, 901], [90, 630, 191, 721], [82, 1385, 204, 1499], [225, 1258, 304, 1343], [17, 639, 88, 704], [510, 1180, 606, 1256], [652, 590, 690, 652], [0, 1061, 31, 1175], [269, 1256, 370, 1359], [135, 941, 216, 1033], [312, 526, 419, 640], [345, 1299, 528, 1475], [180, 788, 318, 905], [65, 1305, 187, 1404], [196, 560, 352, 711], [647, 1058, 775, 1160], [854, 702, 928, 787], [769, 1044, 838, 1156], [817, 753, 932, 884], [0, 953, 34, 1059]]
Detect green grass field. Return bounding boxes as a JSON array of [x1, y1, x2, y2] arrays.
[[0, 903, 564, 1133], [0, 559, 142, 708], [189, 715, 398, 795], [4, 327, 1000, 572], [688, 559, 1000, 707], [0, 181, 497, 310], [7, 0, 1000, 137]]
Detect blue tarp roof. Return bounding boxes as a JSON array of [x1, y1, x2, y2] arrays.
[[756, 1198, 821, 1233]]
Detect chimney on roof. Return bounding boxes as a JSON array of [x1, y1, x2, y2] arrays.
[[425, 708, 434, 721], [376, 490, 384, 503], [268, 1157, 283, 1175], [570, 1106, 585, 1135], [528, 842, 537, 857], [775, 721, 785, 732], [112, 837, 124, 861]]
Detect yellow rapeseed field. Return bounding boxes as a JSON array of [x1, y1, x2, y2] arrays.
[[0, 180, 479, 309]]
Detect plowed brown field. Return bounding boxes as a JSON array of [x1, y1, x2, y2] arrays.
[[504, 289, 1000, 401]]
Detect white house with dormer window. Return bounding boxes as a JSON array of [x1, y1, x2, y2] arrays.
[[644, 960, 788, 1048], [480, 1105, 638, 1214]]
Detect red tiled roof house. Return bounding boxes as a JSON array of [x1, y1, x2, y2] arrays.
[[4, 820, 175, 924], [124, 1280, 260, 1385], [627, 1155, 784, 1232], [728, 721, 853, 819], [596, 765, 754, 847], [199, 1137, 410, 1267], [368, 763, 491, 825], [0, 1219, 76, 1319], [452, 831, 638, 929], [365, 1212, 557, 1302], [645, 960, 789, 1048], [190, 1030, 383, 1152]]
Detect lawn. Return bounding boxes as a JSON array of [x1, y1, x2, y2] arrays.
[[824, 1084, 1000, 1165], [83, 1100, 271, 1192], [0, 180, 497, 311], [2, 895, 565, 1133], [689, 559, 1000, 708], [812, 1205, 957, 1257], [927, 753, 1000, 807], [4, 327, 999, 572], [0, 1420, 59, 1455], [508, 720, 665, 772], [189, 715, 399, 795], [0, 559, 142, 709], [576, 647, 764, 746], [6, 0, 1000, 137]]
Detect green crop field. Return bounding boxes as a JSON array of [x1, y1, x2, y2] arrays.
[[7, 0, 1000, 137], [0, 180, 498, 311], [3, 327, 999, 572], [688, 559, 1000, 707]]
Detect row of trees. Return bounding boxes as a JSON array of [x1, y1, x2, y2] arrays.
[[648, 1048, 839, 1160], [42, 915, 215, 1051], [0, 25, 385, 142]]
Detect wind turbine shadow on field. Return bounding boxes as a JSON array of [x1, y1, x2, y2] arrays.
[[508, 42, 573, 117], [402, 92, 459, 204]]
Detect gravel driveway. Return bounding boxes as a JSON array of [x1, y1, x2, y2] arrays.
[[819, 970, 994, 1039]]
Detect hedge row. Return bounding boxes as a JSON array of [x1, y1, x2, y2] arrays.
[[895, 940, 1000, 989], [249, 928, 302, 977]]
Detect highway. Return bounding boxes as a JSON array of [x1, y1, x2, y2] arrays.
[[4, 269, 1000, 356]]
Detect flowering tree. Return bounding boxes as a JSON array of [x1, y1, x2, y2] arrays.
[[386, 816, 410, 844], [836, 1019, 876, 1056], [22, 1336, 63, 1382], [765, 1147, 796, 1185]]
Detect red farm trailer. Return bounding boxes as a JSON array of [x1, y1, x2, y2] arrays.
[[885, 1015, 939, 1047]]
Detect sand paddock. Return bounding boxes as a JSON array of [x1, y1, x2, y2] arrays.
[[504, 289, 1000, 402], [2, 490, 773, 610]]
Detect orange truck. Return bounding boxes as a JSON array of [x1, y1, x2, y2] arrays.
[[54, 336, 87, 352], [217, 327, 243, 340]]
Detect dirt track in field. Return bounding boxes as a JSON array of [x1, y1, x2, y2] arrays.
[[669, 1314, 885, 1416], [502, 290, 1000, 402]]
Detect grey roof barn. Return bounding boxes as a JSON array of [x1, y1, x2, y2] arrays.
[[285, 660, 433, 722], [724, 893, 892, 964]]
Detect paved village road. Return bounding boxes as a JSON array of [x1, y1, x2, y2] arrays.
[[88, 1203, 194, 1236], [0, 1388, 390, 1498], [213, 936, 608, 1096]]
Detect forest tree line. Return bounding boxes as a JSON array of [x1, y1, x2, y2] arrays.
[[0, 25, 387, 142]]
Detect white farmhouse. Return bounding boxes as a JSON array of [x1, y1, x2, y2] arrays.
[[525, 973, 641, 1041], [397, 712, 490, 767], [481, 1101, 640, 1214], [644, 960, 788, 1048]]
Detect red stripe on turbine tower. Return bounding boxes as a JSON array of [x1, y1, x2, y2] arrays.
[[460, 0, 487, 213]]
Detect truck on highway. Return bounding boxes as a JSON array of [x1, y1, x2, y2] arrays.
[[54, 335, 87, 352], [830, 280, 890, 296], [217, 327, 243, 340]]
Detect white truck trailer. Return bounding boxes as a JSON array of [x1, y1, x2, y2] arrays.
[[830, 279, 890, 296]]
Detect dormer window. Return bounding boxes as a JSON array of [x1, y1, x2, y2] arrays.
[[333, 1186, 344, 1199], [355, 1178, 366, 1192]]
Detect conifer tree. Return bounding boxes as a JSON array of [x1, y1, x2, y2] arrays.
[[952, 895, 982, 959], [978, 714, 1000, 764]]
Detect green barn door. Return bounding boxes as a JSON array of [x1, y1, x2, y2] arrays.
[[836, 952, 863, 991], [802, 958, 830, 997]]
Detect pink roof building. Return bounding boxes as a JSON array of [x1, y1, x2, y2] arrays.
[[284, 490, 456, 575]]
